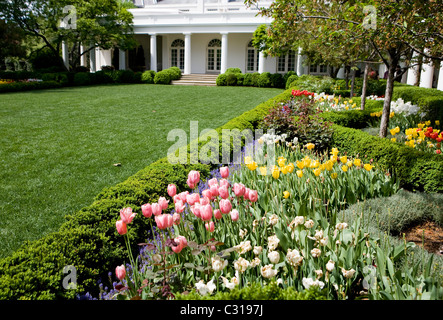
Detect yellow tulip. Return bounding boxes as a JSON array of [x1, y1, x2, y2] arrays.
[[353, 158, 361, 167], [272, 168, 280, 179], [283, 191, 290, 199], [247, 161, 258, 171], [324, 160, 334, 171], [425, 120, 431, 126], [296, 160, 304, 170], [330, 147, 339, 156], [296, 170, 303, 178], [277, 157, 286, 167], [340, 156, 347, 164], [313, 168, 321, 177], [281, 165, 289, 174], [259, 166, 267, 176], [418, 123, 425, 129], [341, 165, 348, 172], [305, 143, 315, 150], [330, 155, 338, 163], [364, 164, 373, 171], [244, 156, 253, 164], [331, 172, 338, 179], [391, 138, 397, 143], [436, 120, 440, 126], [346, 161, 353, 168], [287, 163, 295, 173]]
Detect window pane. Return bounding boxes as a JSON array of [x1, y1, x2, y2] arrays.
[[278, 56, 286, 72], [208, 49, 214, 70], [216, 49, 221, 71], [319, 65, 327, 73], [288, 52, 295, 71], [179, 49, 185, 70], [171, 49, 177, 68], [310, 64, 317, 73], [247, 49, 255, 72]]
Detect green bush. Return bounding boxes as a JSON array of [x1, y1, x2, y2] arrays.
[[116, 70, 136, 84], [93, 70, 114, 84], [168, 66, 182, 80], [331, 124, 443, 193], [225, 67, 242, 74], [236, 73, 245, 86], [270, 73, 285, 88], [283, 71, 297, 85], [286, 75, 299, 89], [216, 73, 227, 86], [141, 70, 156, 84], [251, 72, 261, 87], [73, 72, 91, 86], [243, 73, 253, 86], [226, 73, 238, 86], [257, 72, 272, 88], [392, 86, 443, 123], [0, 80, 62, 93], [175, 281, 328, 300], [333, 89, 351, 97], [153, 70, 171, 84]]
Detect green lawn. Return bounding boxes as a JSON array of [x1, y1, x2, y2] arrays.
[[0, 84, 282, 258]]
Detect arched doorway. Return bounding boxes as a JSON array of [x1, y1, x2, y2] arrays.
[[207, 39, 221, 73], [171, 39, 185, 71]]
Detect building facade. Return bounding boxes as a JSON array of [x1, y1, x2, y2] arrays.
[[87, 0, 443, 91]]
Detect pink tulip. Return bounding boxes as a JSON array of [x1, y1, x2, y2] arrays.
[[116, 219, 127, 235], [214, 209, 222, 220], [174, 199, 185, 213], [219, 185, 229, 199], [230, 209, 239, 221], [191, 203, 201, 218], [151, 203, 162, 216], [200, 204, 213, 221], [158, 197, 169, 210], [207, 178, 219, 188], [233, 183, 246, 197], [115, 265, 126, 281], [202, 189, 213, 200], [210, 185, 219, 197], [187, 178, 195, 189], [219, 179, 230, 188], [171, 235, 187, 253], [178, 191, 189, 203], [220, 166, 229, 178], [167, 184, 176, 198], [120, 207, 136, 224], [188, 170, 200, 186], [205, 221, 215, 232], [219, 199, 232, 214], [186, 193, 200, 206], [244, 188, 250, 201], [155, 214, 173, 230], [249, 189, 258, 202], [173, 212, 181, 225], [141, 203, 152, 218], [200, 196, 210, 205]]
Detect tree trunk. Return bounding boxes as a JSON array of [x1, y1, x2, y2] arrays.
[[379, 61, 397, 138], [360, 62, 370, 110], [345, 65, 349, 89], [350, 66, 356, 97]]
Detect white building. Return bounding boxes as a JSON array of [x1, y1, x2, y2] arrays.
[[88, 0, 443, 91]]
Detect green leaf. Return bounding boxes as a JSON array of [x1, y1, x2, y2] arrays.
[[274, 226, 290, 252]]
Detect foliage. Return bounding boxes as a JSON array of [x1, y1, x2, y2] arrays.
[[154, 70, 171, 85], [141, 70, 156, 84], [0, 80, 62, 93]]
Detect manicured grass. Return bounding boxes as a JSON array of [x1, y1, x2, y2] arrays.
[[0, 84, 282, 258]]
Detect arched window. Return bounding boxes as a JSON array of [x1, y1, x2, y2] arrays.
[[246, 40, 259, 73], [277, 50, 296, 73], [171, 39, 185, 70], [207, 39, 221, 72]]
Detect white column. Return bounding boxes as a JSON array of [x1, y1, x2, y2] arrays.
[[438, 63, 443, 91], [62, 41, 69, 70], [220, 32, 228, 74], [100, 50, 112, 68], [296, 47, 303, 76], [150, 34, 157, 72], [258, 51, 265, 73], [119, 49, 126, 70], [184, 33, 192, 75], [420, 57, 434, 88], [80, 44, 87, 67], [407, 51, 420, 86], [89, 46, 96, 72]]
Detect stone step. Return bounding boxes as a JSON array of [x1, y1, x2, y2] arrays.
[[171, 79, 217, 86], [172, 74, 218, 86]]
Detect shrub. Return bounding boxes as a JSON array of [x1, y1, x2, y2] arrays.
[[286, 75, 299, 89], [283, 71, 297, 84], [251, 72, 261, 87], [225, 67, 242, 74], [141, 70, 156, 84], [168, 67, 182, 80], [243, 73, 253, 86], [175, 281, 328, 300], [331, 124, 443, 192], [216, 73, 227, 86], [153, 70, 171, 84], [0, 80, 62, 93], [73, 72, 91, 86], [270, 73, 285, 88], [257, 72, 272, 88], [41, 73, 70, 86], [226, 73, 238, 86], [117, 70, 136, 83]]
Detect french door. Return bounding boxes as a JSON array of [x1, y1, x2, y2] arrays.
[[207, 48, 221, 72]]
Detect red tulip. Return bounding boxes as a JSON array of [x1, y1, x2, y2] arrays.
[[230, 209, 239, 221], [249, 190, 258, 202], [171, 235, 187, 253], [219, 199, 232, 214], [191, 203, 201, 218], [175, 199, 185, 213], [210, 185, 219, 197], [173, 212, 181, 225], [214, 209, 222, 220], [233, 183, 246, 197], [155, 214, 173, 230], [158, 197, 169, 210], [219, 185, 229, 199], [205, 221, 215, 232], [120, 207, 136, 224], [207, 178, 219, 188], [167, 184, 176, 198], [188, 170, 200, 186], [200, 204, 213, 221], [151, 203, 162, 216]]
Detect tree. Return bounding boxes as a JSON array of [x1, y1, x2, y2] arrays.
[[0, 0, 136, 71], [246, 0, 443, 137]]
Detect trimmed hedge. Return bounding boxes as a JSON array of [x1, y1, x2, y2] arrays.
[[0, 88, 293, 300], [216, 70, 289, 89], [392, 86, 443, 123], [331, 124, 443, 193], [0, 80, 62, 93]]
